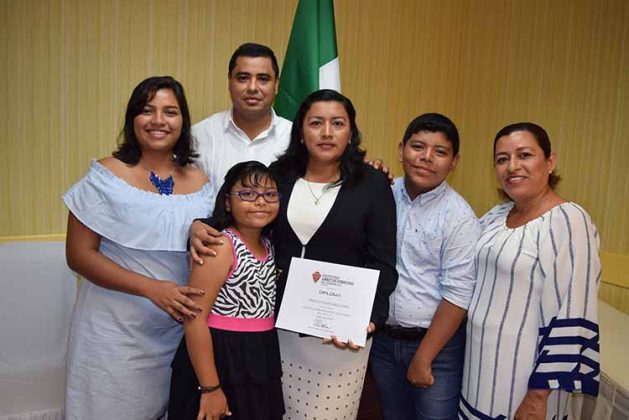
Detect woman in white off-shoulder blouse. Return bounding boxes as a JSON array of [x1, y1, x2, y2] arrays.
[[63, 76, 213, 420]]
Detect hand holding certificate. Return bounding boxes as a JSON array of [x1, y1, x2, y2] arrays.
[[275, 257, 379, 347]]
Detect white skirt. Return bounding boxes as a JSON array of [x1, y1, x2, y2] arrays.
[[278, 329, 372, 420]]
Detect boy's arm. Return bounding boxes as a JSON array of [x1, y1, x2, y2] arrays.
[[407, 299, 466, 387], [407, 211, 480, 387]]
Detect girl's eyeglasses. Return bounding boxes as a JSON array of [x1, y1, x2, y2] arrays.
[[230, 190, 280, 203]]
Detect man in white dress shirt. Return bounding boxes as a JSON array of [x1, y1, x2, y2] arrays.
[[369, 113, 481, 420], [189, 43, 390, 262], [193, 43, 292, 193]]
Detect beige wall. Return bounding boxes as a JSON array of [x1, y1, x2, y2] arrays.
[[2, 0, 628, 304]]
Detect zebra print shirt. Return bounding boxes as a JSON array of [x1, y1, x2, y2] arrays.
[[211, 229, 277, 319]]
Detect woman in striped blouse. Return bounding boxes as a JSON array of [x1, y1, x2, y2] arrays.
[[460, 122, 601, 420]]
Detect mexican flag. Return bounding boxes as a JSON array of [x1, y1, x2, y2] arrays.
[[275, 0, 340, 121]]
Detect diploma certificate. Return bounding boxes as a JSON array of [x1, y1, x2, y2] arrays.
[[275, 257, 379, 347]]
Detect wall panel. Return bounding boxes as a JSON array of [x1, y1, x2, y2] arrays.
[[1, 0, 628, 308]]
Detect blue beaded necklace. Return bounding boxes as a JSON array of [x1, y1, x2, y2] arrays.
[[142, 161, 175, 195], [149, 171, 174, 195]]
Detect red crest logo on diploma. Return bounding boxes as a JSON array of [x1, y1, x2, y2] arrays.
[[312, 271, 321, 283]]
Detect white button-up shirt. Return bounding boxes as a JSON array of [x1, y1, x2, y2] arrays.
[[388, 178, 481, 328], [192, 109, 292, 192]]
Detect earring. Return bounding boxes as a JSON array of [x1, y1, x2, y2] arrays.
[[300, 138, 304, 144]]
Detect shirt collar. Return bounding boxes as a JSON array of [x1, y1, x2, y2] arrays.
[[224, 108, 279, 138], [399, 178, 448, 206]]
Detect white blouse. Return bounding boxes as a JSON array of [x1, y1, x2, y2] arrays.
[[286, 178, 341, 247]]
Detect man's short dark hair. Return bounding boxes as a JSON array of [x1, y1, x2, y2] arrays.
[[402, 113, 460, 156], [228, 43, 279, 79]]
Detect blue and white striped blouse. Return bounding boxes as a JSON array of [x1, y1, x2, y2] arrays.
[[460, 201, 601, 420]]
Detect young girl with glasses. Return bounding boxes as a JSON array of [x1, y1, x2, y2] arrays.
[[168, 161, 284, 420]]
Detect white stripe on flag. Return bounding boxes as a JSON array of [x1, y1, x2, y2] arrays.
[[319, 57, 341, 92]]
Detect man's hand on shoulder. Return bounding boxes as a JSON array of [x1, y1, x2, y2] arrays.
[[190, 220, 224, 265]]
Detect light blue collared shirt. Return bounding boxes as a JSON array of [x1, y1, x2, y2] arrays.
[[388, 178, 481, 328]]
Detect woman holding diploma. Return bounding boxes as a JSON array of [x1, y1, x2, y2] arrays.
[[270, 89, 398, 418]]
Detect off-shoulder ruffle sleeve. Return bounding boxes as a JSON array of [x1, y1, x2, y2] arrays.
[[63, 160, 214, 252]]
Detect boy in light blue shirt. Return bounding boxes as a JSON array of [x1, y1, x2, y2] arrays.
[[370, 113, 481, 420]]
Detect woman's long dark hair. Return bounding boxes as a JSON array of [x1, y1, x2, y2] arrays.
[[209, 161, 278, 235], [271, 89, 366, 186], [113, 76, 197, 166]]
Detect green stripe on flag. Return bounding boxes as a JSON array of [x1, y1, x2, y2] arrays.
[[318, 0, 338, 65], [275, 0, 339, 121]]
